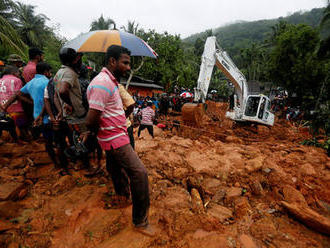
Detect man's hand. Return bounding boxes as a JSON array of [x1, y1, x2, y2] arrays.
[[33, 116, 43, 127], [0, 104, 5, 112], [56, 111, 63, 121], [79, 131, 90, 144], [64, 104, 73, 115]]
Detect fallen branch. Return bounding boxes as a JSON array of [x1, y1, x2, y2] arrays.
[[281, 201, 330, 235]]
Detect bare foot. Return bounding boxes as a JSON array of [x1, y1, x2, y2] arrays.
[[134, 224, 159, 237]]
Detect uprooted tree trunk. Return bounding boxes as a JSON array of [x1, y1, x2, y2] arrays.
[[125, 57, 145, 90], [281, 201, 330, 235]]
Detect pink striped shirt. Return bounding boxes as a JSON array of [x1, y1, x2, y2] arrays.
[[87, 67, 130, 150], [0, 75, 24, 113], [140, 106, 155, 125]]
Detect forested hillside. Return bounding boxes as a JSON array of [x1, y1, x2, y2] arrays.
[[184, 8, 324, 51]]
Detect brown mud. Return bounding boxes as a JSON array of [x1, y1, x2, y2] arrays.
[[0, 102, 329, 248]]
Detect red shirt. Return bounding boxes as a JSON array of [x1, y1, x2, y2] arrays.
[[23, 61, 37, 83]]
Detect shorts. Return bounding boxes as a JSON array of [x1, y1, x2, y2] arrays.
[[8, 112, 28, 128]]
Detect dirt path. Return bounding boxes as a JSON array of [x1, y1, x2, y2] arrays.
[[0, 115, 329, 247]]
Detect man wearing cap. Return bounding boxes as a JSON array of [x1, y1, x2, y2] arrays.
[[8, 54, 24, 69], [23, 48, 44, 84]]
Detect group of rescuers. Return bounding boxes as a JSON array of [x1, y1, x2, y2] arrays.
[[0, 45, 158, 236]]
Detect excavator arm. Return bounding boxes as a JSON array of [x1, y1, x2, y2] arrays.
[[185, 36, 274, 126]]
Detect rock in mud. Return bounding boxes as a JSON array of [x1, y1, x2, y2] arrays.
[[51, 175, 75, 195], [207, 203, 233, 223], [250, 181, 264, 196], [234, 197, 251, 218], [299, 163, 316, 176], [0, 220, 17, 232], [225, 136, 243, 144], [250, 217, 277, 240], [191, 188, 205, 213], [239, 234, 258, 248], [0, 201, 23, 219], [0, 181, 26, 201], [282, 185, 307, 207], [245, 156, 264, 173], [225, 187, 242, 204]]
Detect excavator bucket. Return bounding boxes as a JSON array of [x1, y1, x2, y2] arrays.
[[181, 103, 205, 128]]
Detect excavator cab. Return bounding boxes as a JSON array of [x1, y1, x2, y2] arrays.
[[242, 95, 274, 126]]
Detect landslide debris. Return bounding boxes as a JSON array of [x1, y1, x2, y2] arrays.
[[0, 111, 329, 248]]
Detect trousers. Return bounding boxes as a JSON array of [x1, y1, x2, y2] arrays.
[[106, 143, 150, 226]]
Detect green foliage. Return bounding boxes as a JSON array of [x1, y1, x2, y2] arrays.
[[267, 24, 324, 110], [184, 8, 325, 59], [135, 30, 198, 91], [0, 15, 27, 59], [43, 32, 66, 72], [301, 138, 330, 155], [90, 15, 116, 31], [13, 2, 51, 48]]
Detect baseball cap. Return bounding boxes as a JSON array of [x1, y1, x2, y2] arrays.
[[7, 54, 23, 62]]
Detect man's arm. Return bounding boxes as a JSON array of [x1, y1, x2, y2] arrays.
[[2, 92, 32, 111], [81, 108, 101, 143], [125, 104, 134, 118], [58, 81, 73, 106], [85, 108, 101, 132], [44, 98, 55, 121]]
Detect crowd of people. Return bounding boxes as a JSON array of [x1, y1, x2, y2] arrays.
[[0, 45, 163, 236]]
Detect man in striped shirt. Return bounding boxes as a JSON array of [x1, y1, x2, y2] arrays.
[[85, 45, 157, 236], [138, 101, 155, 138]]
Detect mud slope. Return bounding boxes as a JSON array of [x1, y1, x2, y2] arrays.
[[0, 115, 329, 248]]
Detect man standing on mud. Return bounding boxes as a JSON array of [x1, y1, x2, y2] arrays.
[[84, 45, 157, 236]]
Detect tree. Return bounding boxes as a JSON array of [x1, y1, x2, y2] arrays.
[[0, 0, 16, 24], [318, 2, 330, 58], [268, 24, 324, 110], [121, 20, 139, 34], [90, 15, 116, 31], [14, 2, 50, 48], [136, 30, 198, 92], [0, 0, 27, 58]]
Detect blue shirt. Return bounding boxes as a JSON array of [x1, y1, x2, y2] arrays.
[[20, 74, 49, 124], [153, 100, 159, 109]]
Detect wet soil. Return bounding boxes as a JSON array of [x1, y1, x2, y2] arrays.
[[0, 103, 329, 248]]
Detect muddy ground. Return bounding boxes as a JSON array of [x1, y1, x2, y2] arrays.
[[0, 103, 329, 248]]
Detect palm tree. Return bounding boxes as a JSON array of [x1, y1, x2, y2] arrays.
[[0, 15, 27, 58], [13, 2, 50, 48], [0, 0, 16, 23], [90, 15, 116, 31], [121, 20, 139, 34], [0, 0, 27, 58]]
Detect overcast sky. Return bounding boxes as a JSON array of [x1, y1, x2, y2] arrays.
[[20, 0, 327, 40]]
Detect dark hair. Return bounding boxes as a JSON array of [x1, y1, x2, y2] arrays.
[[147, 101, 153, 107], [2, 65, 19, 76], [104, 45, 131, 66], [29, 48, 43, 60], [59, 47, 78, 66], [36, 62, 52, 74]]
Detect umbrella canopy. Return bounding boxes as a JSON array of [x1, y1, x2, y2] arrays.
[[62, 30, 157, 58], [180, 92, 193, 98]]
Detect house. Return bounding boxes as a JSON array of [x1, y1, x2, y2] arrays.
[[120, 76, 164, 97]]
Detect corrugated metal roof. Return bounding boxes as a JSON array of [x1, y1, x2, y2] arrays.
[[121, 81, 163, 89]]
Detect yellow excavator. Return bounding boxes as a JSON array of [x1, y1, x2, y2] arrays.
[[182, 36, 274, 127]]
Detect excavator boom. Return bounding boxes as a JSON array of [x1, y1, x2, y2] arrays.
[[183, 36, 274, 126]]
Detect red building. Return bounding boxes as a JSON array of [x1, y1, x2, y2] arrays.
[[120, 76, 164, 97]]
